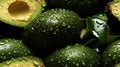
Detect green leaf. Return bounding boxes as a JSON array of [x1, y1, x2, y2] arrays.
[[81, 13, 110, 41], [91, 17, 110, 41]]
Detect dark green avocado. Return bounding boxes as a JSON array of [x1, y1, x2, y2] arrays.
[[22, 9, 84, 57], [45, 0, 103, 17], [44, 44, 100, 67], [0, 56, 45, 67], [0, 38, 33, 62], [101, 40, 120, 67]]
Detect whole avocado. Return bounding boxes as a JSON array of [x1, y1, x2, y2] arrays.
[[0, 38, 33, 62], [101, 40, 120, 67], [44, 44, 100, 67], [22, 8, 84, 58]]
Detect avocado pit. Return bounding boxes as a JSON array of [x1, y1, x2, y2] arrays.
[[8, 1, 32, 21]]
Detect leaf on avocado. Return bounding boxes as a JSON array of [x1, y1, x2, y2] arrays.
[[91, 17, 110, 41], [81, 13, 110, 41]]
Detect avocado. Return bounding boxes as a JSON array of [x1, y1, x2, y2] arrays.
[[115, 64, 120, 67], [109, 0, 120, 21], [22, 8, 84, 57], [44, 44, 100, 67], [45, 0, 103, 17], [0, 38, 33, 62], [0, 0, 46, 27], [0, 56, 45, 67], [101, 40, 120, 67]]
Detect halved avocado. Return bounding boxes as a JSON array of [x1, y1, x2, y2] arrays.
[[109, 0, 120, 21], [0, 0, 46, 27], [0, 56, 45, 67]]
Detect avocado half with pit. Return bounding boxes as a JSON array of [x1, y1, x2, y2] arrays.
[[109, 0, 120, 21], [0, 0, 46, 27], [0, 56, 45, 67]]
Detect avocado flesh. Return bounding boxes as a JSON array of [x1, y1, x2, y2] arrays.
[[0, 56, 45, 67], [0, 0, 46, 27], [110, 1, 120, 21]]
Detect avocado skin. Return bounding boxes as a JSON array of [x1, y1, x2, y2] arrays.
[[101, 40, 120, 67], [45, 0, 104, 17], [22, 9, 84, 58], [0, 38, 33, 62], [44, 44, 100, 67]]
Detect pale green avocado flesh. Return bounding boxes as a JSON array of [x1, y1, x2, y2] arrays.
[[0, 0, 46, 27], [0, 56, 45, 67], [110, 1, 120, 21]]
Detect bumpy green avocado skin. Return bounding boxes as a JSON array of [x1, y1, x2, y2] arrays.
[[101, 40, 120, 67], [44, 44, 100, 67], [22, 9, 84, 57], [0, 38, 33, 62]]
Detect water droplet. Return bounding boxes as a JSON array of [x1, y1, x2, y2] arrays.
[[42, 2, 47, 7], [33, 61, 39, 66], [67, 25, 71, 28], [90, 64, 93, 67], [6, 61, 12, 65], [76, 63, 79, 66], [53, 31, 57, 35], [18, 57, 23, 61], [112, 55, 116, 59], [50, 27, 53, 31], [0, 42, 5, 45], [15, 64, 19, 67], [43, 29, 46, 32], [65, 64, 68, 67], [62, 22, 66, 26], [32, 27, 34, 30], [50, 58, 54, 62], [114, 49, 117, 53], [58, 61, 61, 63], [82, 61, 85, 65], [4, 40, 8, 42], [14, 51, 17, 53], [66, 58, 70, 60], [108, 53, 111, 56], [1, 53, 4, 55], [40, 18, 45, 21], [3, 56, 6, 59]]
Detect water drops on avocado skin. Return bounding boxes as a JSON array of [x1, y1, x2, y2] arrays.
[[22, 8, 84, 57], [0, 38, 33, 63], [44, 44, 100, 67]]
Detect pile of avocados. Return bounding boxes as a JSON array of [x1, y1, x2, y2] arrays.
[[1, 0, 120, 67]]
